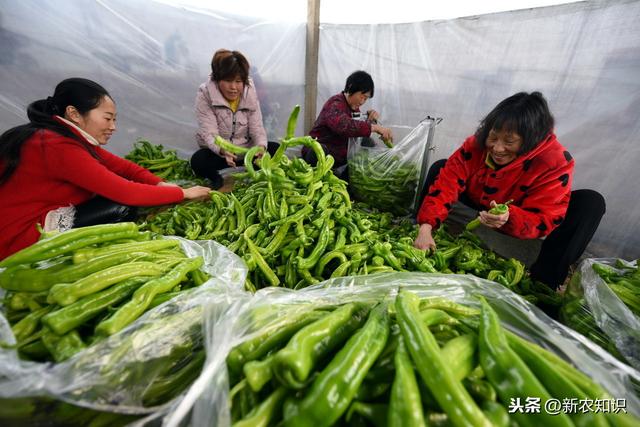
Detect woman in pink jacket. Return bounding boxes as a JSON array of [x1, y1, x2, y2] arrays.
[[192, 49, 276, 189]]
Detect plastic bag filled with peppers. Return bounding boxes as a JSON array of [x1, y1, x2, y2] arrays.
[[560, 258, 640, 371], [347, 117, 438, 216], [0, 226, 247, 425], [163, 273, 640, 427]]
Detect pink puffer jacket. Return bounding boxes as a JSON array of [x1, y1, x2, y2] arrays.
[[194, 77, 267, 155]]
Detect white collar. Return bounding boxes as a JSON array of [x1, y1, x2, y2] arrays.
[[55, 115, 100, 146]]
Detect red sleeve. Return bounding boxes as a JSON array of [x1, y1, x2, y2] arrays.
[[416, 138, 475, 228], [322, 98, 371, 138], [46, 140, 184, 206], [501, 160, 573, 239], [96, 147, 163, 185]]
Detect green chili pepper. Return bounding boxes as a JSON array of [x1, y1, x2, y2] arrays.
[[388, 336, 427, 427], [0, 223, 139, 268], [48, 261, 166, 306], [283, 304, 390, 427], [232, 387, 287, 427], [94, 257, 203, 336], [42, 277, 146, 335], [396, 290, 491, 427], [466, 200, 512, 231], [478, 297, 574, 427], [215, 135, 251, 155], [273, 302, 370, 389], [227, 309, 326, 373]]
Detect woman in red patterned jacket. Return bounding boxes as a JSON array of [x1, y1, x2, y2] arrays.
[[414, 92, 605, 289], [0, 78, 211, 259], [302, 70, 393, 172]]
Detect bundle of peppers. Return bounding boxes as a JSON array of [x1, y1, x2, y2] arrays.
[[560, 259, 640, 366], [125, 138, 208, 186], [226, 290, 637, 427], [348, 149, 420, 216], [0, 222, 210, 363], [138, 106, 559, 310]]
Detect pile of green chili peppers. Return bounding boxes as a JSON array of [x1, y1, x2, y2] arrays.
[[0, 222, 210, 364], [226, 290, 638, 427], [138, 106, 557, 310], [125, 138, 208, 185]]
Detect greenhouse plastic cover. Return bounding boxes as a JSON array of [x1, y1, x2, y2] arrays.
[[159, 272, 640, 426], [0, 238, 247, 418], [1, 0, 640, 260]]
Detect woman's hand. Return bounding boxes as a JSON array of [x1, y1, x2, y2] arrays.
[[479, 200, 510, 229], [372, 124, 393, 143], [366, 109, 380, 122], [414, 223, 436, 251], [222, 150, 237, 167], [157, 181, 179, 188], [182, 186, 212, 201]]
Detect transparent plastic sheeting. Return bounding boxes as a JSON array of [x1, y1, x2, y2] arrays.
[[0, 0, 306, 159], [2, 1, 640, 260], [317, 0, 640, 260], [162, 273, 640, 426], [570, 258, 640, 370], [348, 117, 439, 216], [0, 238, 247, 417]]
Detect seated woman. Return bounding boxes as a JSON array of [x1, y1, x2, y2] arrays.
[[192, 49, 277, 189], [0, 78, 211, 260], [302, 70, 393, 172], [414, 92, 605, 289]]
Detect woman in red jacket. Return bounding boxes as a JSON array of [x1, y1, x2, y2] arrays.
[[0, 78, 211, 259], [415, 92, 605, 289]]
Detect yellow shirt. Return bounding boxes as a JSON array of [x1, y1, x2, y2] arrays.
[[229, 98, 239, 113]]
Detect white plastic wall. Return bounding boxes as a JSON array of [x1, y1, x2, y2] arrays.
[[0, 0, 306, 159], [1, 0, 639, 259], [317, 0, 640, 259]]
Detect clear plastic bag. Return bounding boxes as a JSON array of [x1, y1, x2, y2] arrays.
[[347, 117, 440, 216], [0, 238, 247, 425], [167, 272, 640, 426], [560, 258, 640, 370]]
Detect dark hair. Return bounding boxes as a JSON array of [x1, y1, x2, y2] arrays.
[[475, 91, 554, 154], [343, 70, 375, 97], [0, 78, 110, 184], [210, 49, 250, 85]]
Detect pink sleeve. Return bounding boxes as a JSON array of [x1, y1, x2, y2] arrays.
[[247, 84, 268, 148], [194, 85, 221, 155]]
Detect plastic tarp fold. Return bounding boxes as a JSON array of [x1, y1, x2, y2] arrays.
[[163, 272, 640, 426], [0, 238, 247, 422]]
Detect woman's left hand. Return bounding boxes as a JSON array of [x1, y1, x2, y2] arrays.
[[479, 200, 510, 229], [157, 181, 180, 188], [366, 109, 380, 122]]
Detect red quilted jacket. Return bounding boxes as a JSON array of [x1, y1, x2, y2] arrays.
[[417, 133, 574, 239]]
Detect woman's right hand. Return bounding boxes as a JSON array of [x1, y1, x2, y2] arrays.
[[372, 124, 393, 143], [182, 186, 212, 201], [223, 151, 237, 167], [414, 223, 436, 251]]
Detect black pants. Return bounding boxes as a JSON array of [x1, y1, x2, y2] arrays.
[[190, 141, 280, 188], [421, 159, 606, 289], [73, 196, 137, 228]]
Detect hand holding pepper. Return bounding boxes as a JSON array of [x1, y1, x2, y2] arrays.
[[413, 223, 436, 251], [182, 186, 212, 201], [223, 150, 237, 167], [478, 200, 511, 229]]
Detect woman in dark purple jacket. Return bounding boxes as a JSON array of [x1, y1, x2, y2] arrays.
[[303, 71, 393, 170]]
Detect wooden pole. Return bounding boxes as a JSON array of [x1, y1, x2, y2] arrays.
[[304, 0, 320, 134]]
